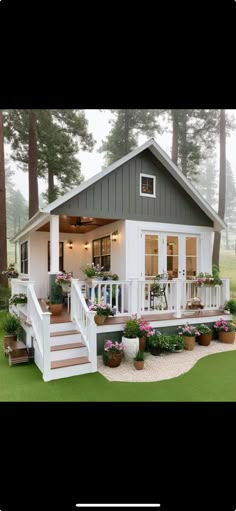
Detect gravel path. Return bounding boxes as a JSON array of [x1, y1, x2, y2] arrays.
[[97, 340, 236, 382]]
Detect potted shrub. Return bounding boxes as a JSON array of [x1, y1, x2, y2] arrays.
[[159, 335, 184, 353], [177, 324, 200, 350], [134, 350, 145, 370], [89, 303, 115, 325], [2, 313, 21, 354], [197, 324, 212, 346], [49, 283, 64, 315], [122, 316, 140, 362], [224, 299, 236, 315], [214, 318, 236, 344], [103, 339, 124, 367], [148, 330, 162, 355]]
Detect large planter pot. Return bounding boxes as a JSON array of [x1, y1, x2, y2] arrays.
[[139, 336, 146, 352], [182, 335, 196, 351], [218, 331, 235, 344], [199, 333, 212, 346], [105, 352, 123, 367], [50, 303, 63, 315], [94, 314, 106, 325], [150, 345, 162, 356], [122, 336, 139, 362], [134, 360, 144, 370]]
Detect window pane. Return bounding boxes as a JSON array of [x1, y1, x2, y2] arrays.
[[145, 255, 158, 277], [145, 235, 158, 255], [142, 177, 154, 194]]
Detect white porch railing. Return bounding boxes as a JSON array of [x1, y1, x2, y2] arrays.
[[70, 279, 97, 372], [10, 279, 51, 380], [83, 277, 231, 317]]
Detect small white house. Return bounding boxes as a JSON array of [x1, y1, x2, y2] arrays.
[[10, 138, 230, 381]]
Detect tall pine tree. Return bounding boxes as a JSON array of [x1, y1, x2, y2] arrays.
[[0, 111, 7, 287]]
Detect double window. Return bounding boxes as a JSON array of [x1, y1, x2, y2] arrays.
[[92, 236, 111, 271], [20, 241, 28, 274]]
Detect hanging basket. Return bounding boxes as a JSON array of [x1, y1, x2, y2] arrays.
[[94, 314, 106, 325]]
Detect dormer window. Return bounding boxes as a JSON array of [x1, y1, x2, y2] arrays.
[[140, 173, 156, 197]]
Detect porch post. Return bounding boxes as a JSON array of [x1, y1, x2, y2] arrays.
[[50, 215, 60, 273], [174, 278, 182, 318]]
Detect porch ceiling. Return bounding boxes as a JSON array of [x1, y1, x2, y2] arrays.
[[36, 216, 116, 234]]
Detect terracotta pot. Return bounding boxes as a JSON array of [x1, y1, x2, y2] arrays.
[[134, 360, 144, 370], [218, 331, 235, 344], [50, 303, 63, 315], [94, 314, 106, 325], [139, 336, 146, 351], [182, 335, 196, 350], [199, 333, 212, 346], [106, 352, 123, 367]]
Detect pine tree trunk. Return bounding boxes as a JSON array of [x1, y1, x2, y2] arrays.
[[212, 109, 226, 267], [48, 167, 55, 203], [0, 111, 8, 287], [180, 113, 187, 176], [28, 111, 39, 219], [124, 110, 129, 154], [171, 110, 179, 164]]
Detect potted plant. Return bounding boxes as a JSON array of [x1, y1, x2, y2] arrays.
[[2, 313, 21, 354], [103, 339, 124, 367], [122, 316, 140, 362], [136, 317, 153, 351], [134, 350, 145, 370], [147, 330, 162, 355], [89, 303, 115, 325], [9, 293, 27, 309], [158, 335, 184, 353], [213, 318, 236, 344], [224, 299, 236, 315], [55, 271, 72, 291], [197, 324, 212, 346], [177, 324, 200, 350], [49, 283, 64, 315]]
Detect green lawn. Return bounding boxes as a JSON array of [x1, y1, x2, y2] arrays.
[[1, 309, 236, 401]]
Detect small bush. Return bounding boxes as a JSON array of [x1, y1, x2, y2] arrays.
[[2, 313, 21, 334], [134, 350, 145, 361], [224, 300, 236, 315], [0, 285, 11, 311]]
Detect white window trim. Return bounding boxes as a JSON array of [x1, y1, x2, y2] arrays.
[[140, 173, 156, 198]]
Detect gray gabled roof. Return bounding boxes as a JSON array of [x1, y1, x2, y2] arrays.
[[43, 138, 225, 231]]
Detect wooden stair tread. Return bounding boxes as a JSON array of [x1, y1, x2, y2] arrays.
[[50, 330, 80, 337], [50, 342, 84, 352], [51, 357, 89, 369]]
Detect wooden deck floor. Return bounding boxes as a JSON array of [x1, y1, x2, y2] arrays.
[[38, 301, 224, 325]]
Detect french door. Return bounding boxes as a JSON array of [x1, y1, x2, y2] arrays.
[[143, 233, 199, 280]]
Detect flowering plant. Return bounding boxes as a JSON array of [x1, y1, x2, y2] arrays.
[[81, 263, 104, 278], [55, 271, 72, 285], [197, 324, 212, 334], [89, 303, 115, 317], [177, 323, 200, 337], [196, 272, 222, 286], [104, 340, 124, 353], [213, 318, 236, 332], [136, 317, 153, 337], [1, 264, 19, 279], [9, 293, 27, 306]]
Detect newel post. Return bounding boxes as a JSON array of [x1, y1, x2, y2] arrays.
[[42, 312, 51, 382]]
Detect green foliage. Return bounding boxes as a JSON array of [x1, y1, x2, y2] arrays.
[[2, 313, 21, 334], [224, 300, 236, 315], [9, 293, 27, 306], [99, 109, 163, 166], [50, 283, 63, 304], [0, 285, 11, 310], [134, 350, 145, 361], [123, 319, 140, 338], [148, 334, 183, 352], [197, 324, 212, 334]]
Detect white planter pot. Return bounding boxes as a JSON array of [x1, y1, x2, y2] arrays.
[[122, 336, 139, 362]]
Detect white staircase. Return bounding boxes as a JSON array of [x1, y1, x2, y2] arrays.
[[48, 321, 92, 380]]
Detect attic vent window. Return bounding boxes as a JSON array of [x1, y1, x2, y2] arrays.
[[140, 174, 156, 198]]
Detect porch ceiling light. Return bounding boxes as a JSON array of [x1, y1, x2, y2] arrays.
[[84, 241, 89, 250], [68, 240, 73, 249], [111, 230, 118, 242]]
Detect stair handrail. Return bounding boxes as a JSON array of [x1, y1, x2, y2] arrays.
[[27, 283, 51, 379], [70, 279, 97, 372]]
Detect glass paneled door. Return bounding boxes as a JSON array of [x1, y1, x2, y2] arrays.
[[144, 234, 159, 278], [167, 235, 198, 280]]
